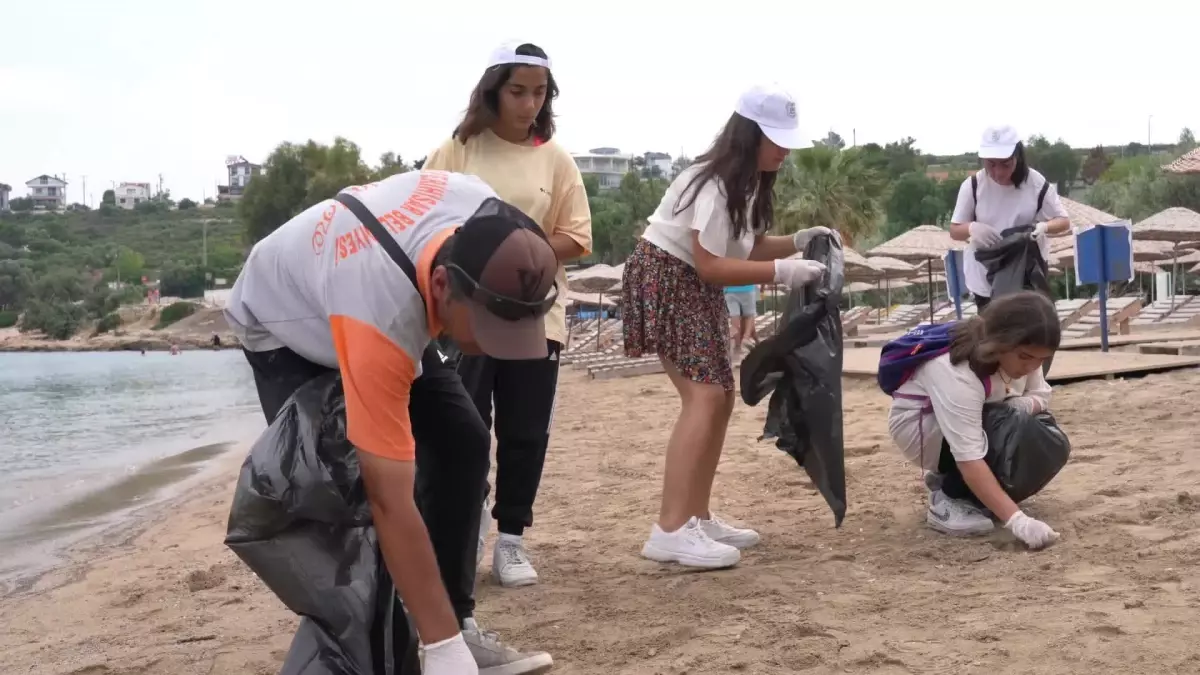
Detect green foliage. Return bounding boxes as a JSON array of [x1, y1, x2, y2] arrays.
[[882, 171, 959, 239], [20, 300, 87, 339], [159, 263, 206, 298], [1025, 136, 1081, 196], [94, 311, 122, 335], [240, 138, 411, 242], [114, 247, 144, 282], [156, 301, 197, 328], [1084, 154, 1200, 222], [584, 172, 668, 264], [102, 189, 116, 205], [0, 309, 18, 328], [1080, 146, 1113, 185], [178, 198, 198, 210], [0, 259, 34, 310], [775, 145, 887, 245]]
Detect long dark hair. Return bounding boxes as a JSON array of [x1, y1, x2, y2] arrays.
[[673, 113, 776, 241], [991, 141, 1030, 188], [948, 291, 1060, 378], [453, 43, 558, 144]]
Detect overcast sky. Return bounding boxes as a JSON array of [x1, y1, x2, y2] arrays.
[[1, 0, 1195, 205]]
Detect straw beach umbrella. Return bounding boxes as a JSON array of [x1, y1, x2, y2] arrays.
[[867, 225, 964, 319], [567, 263, 625, 348], [1132, 207, 1200, 302], [1162, 148, 1200, 175]]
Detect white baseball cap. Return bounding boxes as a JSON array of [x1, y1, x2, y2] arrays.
[[486, 41, 552, 70], [734, 83, 810, 150], [979, 125, 1020, 159]]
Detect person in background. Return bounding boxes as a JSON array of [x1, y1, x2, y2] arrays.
[[887, 291, 1061, 550], [949, 125, 1071, 311], [724, 283, 758, 362], [225, 170, 557, 675], [424, 40, 592, 590], [621, 83, 831, 570]]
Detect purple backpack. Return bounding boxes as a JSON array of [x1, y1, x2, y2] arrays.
[[878, 322, 992, 397]]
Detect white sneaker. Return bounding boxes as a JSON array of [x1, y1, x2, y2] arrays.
[[461, 617, 554, 675], [492, 537, 538, 587], [926, 490, 994, 536], [641, 517, 741, 569], [476, 498, 490, 569], [699, 513, 760, 549]]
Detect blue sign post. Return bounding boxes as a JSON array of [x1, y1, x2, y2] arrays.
[[1074, 221, 1134, 352], [943, 250, 968, 320]]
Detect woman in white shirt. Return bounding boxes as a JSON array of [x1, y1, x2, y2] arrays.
[[949, 125, 1071, 310], [887, 291, 1062, 550], [621, 83, 831, 570]]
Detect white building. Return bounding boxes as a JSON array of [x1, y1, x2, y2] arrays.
[[115, 182, 153, 209], [642, 151, 674, 178], [25, 174, 68, 210], [0, 183, 10, 212], [217, 155, 261, 202], [572, 147, 632, 190]]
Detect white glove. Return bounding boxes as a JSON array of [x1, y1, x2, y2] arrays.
[[1032, 221, 1049, 239], [793, 226, 834, 252], [1004, 511, 1059, 550], [1005, 396, 1042, 415], [422, 633, 479, 675], [968, 222, 1002, 248], [774, 258, 827, 290]]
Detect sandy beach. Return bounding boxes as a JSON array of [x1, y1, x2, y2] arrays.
[[2, 367, 1199, 675]]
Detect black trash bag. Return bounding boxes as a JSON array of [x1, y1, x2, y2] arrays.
[[974, 224, 1052, 300], [973, 224, 1055, 376], [939, 402, 1071, 506], [225, 372, 422, 675], [739, 233, 847, 527], [980, 402, 1071, 503]]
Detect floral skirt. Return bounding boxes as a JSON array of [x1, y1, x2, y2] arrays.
[[621, 239, 734, 391]]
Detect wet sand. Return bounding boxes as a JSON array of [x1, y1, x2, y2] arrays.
[[1, 369, 1199, 674]]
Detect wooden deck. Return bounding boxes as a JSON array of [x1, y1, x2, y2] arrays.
[[1059, 330, 1200, 351], [843, 347, 1200, 384]]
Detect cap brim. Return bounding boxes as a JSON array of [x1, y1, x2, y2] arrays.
[[760, 124, 811, 150], [979, 143, 1017, 159], [468, 303, 548, 360]]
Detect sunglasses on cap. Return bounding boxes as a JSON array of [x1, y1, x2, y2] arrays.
[[445, 263, 559, 321]]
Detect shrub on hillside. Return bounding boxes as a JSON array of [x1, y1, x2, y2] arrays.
[[155, 301, 196, 329], [94, 312, 122, 335], [0, 310, 18, 328], [20, 300, 87, 340]]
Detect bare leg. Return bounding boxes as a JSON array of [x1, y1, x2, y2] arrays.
[[657, 357, 736, 531]]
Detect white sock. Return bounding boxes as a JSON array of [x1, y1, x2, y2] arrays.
[[498, 533, 522, 546]]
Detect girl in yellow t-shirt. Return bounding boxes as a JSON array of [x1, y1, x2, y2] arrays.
[[423, 41, 593, 591]]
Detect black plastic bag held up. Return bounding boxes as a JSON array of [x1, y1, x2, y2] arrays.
[[739, 233, 847, 527], [980, 402, 1071, 503], [973, 224, 1055, 375], [225, 373, 421, 675]]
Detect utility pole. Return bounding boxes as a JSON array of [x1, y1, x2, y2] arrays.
[[202, 220, 208, 268], [1148, 115, 1153, 150], [82, 175, 87, 207], [853, 129, 857, 147]]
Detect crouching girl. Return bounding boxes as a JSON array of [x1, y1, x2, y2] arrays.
[[882, 291, 1061, 550]]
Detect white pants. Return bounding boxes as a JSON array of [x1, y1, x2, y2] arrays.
[[888, 402, 945, 473]]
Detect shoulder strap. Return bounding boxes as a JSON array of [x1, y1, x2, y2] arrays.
[[334, 192, 425, 309], [971, 174, 978, 222], [1036, 181, 1049, 214]]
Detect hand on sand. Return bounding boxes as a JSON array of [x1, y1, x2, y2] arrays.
[[1004, 511, 1059, 550]]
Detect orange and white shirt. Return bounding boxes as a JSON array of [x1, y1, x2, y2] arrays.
[[225, 170, 498, 462]]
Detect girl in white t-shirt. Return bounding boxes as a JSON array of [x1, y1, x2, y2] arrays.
[[621, 83, 831, 570], [949, 125, 1071, 311], [887, 291, 1062, 550]]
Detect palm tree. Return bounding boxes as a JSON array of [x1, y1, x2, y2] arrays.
[[773, 144, 887, 245]]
